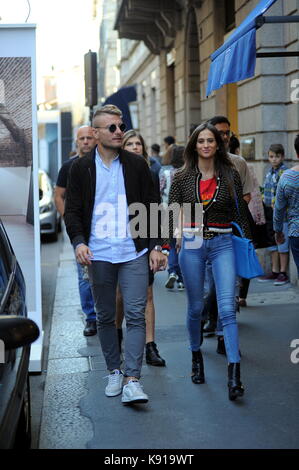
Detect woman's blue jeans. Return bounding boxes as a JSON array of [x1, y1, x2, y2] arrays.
[[179, 233, 240, 363]]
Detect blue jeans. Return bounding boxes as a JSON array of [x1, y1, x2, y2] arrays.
[[289, 237, 299, 277], [202, 260, 217, 323], [76, 262, 96, 322], [179, 233, 240, 363], [204, 261, 239, 335], [168, 239, 183, 282]]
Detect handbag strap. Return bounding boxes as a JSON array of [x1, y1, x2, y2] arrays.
[[231, 221, 245, 238], [232, 188, 245, 238]]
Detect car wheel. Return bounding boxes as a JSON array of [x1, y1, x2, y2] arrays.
[[14, 376, 31, 449]]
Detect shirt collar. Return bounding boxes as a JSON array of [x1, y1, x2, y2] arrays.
[[271, 162, 284, 173], [95, 146, 119, 166]]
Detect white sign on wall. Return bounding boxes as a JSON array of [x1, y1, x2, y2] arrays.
[[0, 24, 42, 372]]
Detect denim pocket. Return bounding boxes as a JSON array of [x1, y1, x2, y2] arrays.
[[183, 233, 196, 241], [183, 234, 203, 250]]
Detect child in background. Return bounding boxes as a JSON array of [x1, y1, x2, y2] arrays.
[[259, 144, 289, 285]]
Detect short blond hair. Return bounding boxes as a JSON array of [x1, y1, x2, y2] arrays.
[[92, 105, 122, 125]]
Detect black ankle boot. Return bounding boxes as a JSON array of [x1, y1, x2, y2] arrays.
[[228, 363, 245, 401], [146, 342, 166, 366], [191, 350, 205, 384]]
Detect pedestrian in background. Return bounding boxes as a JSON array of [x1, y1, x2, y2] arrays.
[[163, 135, 175, 151], [54, 126, 97, 336], [166, 122, 250, 401], [148, 146, 162, 176], [259, 143, 289, 285], [150, 143, 162, 165], [238, 163, 266, 307], [274, 135, 299, 277], [229, 134, 240, 155], [64, 105, 168, 405], [159, 144, 185, 291]]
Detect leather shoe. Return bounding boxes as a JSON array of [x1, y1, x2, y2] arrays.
[[146, 342, 166, 366], [203, 319, 216, 336], [238, 298, 247, 307], [83, 320, 97, 336]]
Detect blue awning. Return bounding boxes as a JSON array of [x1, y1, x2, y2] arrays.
[[104, 85, 137, 130], [206, 0, 277, 96]]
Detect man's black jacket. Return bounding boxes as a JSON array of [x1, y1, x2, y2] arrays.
[[64, 147, 163, 253]]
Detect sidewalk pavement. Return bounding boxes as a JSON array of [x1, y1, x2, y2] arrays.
[[38, 233, 299, 449]]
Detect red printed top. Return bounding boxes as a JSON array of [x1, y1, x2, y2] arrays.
[[199, 177, 217, 206]]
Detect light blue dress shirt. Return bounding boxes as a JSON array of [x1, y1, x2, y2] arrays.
[[88, 148, 147, 263]]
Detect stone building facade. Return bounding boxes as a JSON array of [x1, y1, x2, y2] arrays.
[[98, 0, 120, 102], [114, 0, 299, 181], [113, 0, 299, 282]]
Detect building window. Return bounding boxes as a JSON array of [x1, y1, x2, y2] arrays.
[[225, 0, 235, 33]]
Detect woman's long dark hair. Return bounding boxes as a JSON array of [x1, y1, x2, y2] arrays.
[[183, 122, 235, 195]]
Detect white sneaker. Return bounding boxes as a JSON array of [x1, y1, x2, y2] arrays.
[[165, 272, 178, 289], [121, 380, 149, 404], [105, 369, 123, 397]]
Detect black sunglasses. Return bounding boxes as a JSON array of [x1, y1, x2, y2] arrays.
[[94, 123, 126, 133], [218, 130, 231, 137]]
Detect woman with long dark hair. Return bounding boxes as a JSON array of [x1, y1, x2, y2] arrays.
[[167, 122, 251, 400]]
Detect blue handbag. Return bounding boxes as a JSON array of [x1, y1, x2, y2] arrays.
[[231, 222, 264, 279]]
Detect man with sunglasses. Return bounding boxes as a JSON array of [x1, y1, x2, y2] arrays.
[[209, 116, 253, 202], [64, 104, 168, 405]]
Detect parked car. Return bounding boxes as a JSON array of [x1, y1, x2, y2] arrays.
[[0, 219, 39, 449], [39, 169, 61, 241]]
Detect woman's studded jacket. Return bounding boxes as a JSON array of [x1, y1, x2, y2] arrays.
[[164, 166, 251, 241]]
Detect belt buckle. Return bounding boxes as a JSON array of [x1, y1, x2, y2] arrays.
[[203, 230, 214, 240]]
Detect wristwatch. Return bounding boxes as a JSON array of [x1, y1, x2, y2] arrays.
[[153, 245, 169, 256]]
